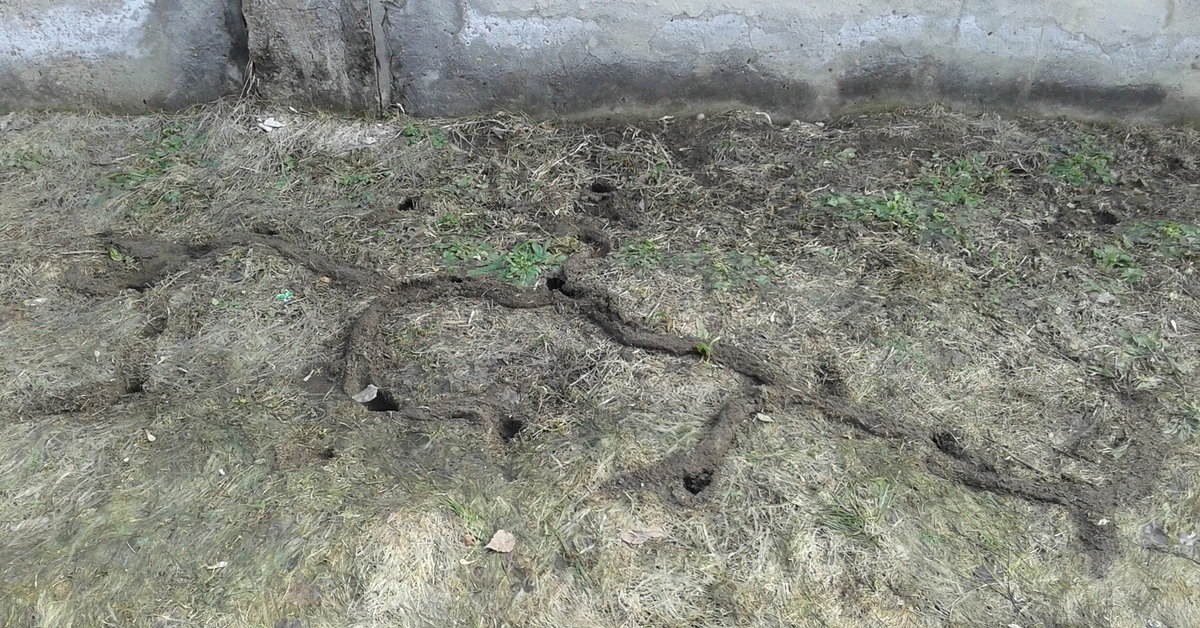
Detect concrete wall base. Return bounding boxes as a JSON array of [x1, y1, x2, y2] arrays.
[[3, 0, 1199, 123]]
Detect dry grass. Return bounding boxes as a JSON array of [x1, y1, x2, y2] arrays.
[[1, 100, 1199, 627]]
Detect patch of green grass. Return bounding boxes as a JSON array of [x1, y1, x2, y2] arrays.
[[616, 239, 662, 275], [445, 496, 490, 541], [1047, 139, 1116, 186], [97, 123, 206, 192], [816, 478, 894, 541]]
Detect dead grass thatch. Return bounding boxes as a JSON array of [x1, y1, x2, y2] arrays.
[[0, 100, 1198, 627]]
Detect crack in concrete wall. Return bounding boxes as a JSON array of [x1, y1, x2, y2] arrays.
[[367, 0, 392, 112]]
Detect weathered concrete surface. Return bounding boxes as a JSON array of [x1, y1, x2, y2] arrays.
[[3, 0, 1200, 122], [384, 0, 1200, 123], [242, 0, 385, 113], [0, 0, 247, 112]]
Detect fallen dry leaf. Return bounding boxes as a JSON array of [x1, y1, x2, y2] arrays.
[[484, 529, 517, 553], [621, 524, 667, 546]]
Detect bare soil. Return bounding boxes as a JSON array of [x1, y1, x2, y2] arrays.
[[1, 102, 1198, 627]]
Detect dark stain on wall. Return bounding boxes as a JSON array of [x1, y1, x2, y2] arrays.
[[838, 58, 1171, 118], [1028, 80, 1167, 114], [837, 60, 920, 100], [399, 54, 816, 119]]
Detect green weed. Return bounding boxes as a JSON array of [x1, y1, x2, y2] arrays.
[[1, 150, 46, 171], [107, 245, 134, 266], [919, 153, 1008, 207], [1047, 140, 1116, 186], [1092, 245, 1146, 283], [437, 238, 495, 273], [616, 239, 662, 275], [97, 123, 206, 191], [694, 320, 719, 364], [671, 246, 779, 292], [1117, 221, 1199, 261], [824, 191, 964, 243], [1090, 329, 1191, 388], [470, 240, 566, 288], [434, 211, 489, 237], [1163, 402, 1200, 441], [445, 496, 489, 541], [402, 123, 450, 149]]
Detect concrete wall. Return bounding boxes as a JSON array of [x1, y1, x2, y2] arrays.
[[0, 0, 247, 111], [3, 0, 1200, 123]]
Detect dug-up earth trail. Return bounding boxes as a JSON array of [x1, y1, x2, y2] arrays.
[[0, 102, 1198, 626]]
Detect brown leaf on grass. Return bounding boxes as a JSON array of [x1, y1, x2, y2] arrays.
[[484, 529, 517, 553], [621, 524, 667, 546]]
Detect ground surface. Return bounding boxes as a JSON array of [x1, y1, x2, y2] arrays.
[[1, 103, 1198, 627]]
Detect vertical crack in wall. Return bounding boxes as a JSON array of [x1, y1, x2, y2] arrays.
[[223, 0, 250, 93], [367, 0, 392, 113]]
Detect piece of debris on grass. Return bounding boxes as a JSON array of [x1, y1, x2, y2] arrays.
[[144, 429, 156, 442], [620, 524, 667, 546], [484, 529, 517, 553], [257, 117, 286, 132], [351, 384, 379, 403]]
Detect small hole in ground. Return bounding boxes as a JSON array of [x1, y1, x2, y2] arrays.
[[932, 431, 964, 457], [1093, 210, 1120, 226], [590, 179, 616, 194], [499, 416, 524, 442], [123, 378, 145, 395], [398, 196, 417, 211], [546, 276, 565, 291], [581, 233, 611, 257], [682, 469, 713, 495], [362, 390, 400, 412], [318, 446, 337, 460]]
